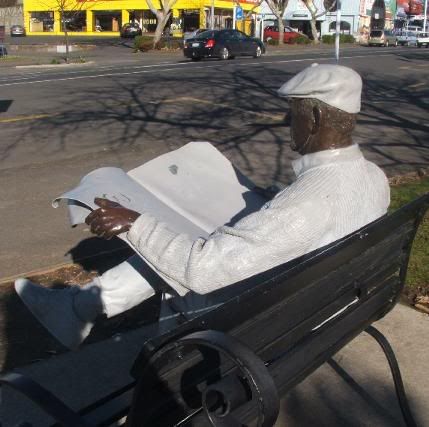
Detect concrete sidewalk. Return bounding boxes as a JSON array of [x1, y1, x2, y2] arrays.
[[1, 302, 428, 426]]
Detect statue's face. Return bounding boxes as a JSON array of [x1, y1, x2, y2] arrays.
[[287, 97, 356, 155], [288, 99, 316, 154]]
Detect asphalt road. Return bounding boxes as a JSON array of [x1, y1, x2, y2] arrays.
[[0, 45, 428, 279]]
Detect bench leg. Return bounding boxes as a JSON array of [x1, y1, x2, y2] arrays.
[[0, 372, 89, 427], [365, 325, 417, 427]]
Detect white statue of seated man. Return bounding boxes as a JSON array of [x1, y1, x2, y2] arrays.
[[15, 64, 390, 350]]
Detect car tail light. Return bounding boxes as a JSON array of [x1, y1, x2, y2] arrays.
[[205, 39, 215, 48]]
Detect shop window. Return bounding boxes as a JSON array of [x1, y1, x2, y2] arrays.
[[93, 11, 121, 32], [29, 11, 54, 32], [329, 21, 351, 34], [61, 11, 86, 32], [141, 10, 157, 33], [183, 10, 199, 32]]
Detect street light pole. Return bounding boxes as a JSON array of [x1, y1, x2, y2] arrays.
[[424, 0, 428, 31], [335, 0, 342, 63]]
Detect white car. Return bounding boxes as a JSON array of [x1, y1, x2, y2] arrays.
[[416, 32, 429, 47]]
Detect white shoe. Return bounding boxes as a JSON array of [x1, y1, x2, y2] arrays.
[[14, 278, 94, 350]]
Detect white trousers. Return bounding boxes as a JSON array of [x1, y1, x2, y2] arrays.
[[95, 255, 220, 331], [97, 255, 156, 318]]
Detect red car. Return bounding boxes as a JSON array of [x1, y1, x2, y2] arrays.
[[264, 25, 301, 43]]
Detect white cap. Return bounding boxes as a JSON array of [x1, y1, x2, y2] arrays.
[[277, 64, 362, 113]]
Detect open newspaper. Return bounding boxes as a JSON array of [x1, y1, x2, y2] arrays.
[[53, 142, 267, 245]]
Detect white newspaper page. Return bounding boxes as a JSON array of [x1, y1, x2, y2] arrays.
[[53, 142, 266, 241], [128, 141, 266, 233], [53, 167, 207, 240]]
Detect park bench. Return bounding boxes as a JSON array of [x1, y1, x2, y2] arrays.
[[1, 193, 428, 426]]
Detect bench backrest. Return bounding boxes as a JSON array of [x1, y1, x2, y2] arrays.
[[128, 194, 428, 424]]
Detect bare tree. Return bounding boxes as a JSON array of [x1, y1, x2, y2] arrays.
[[0, 0, 17, 7], [0, 0, 22, 29], [40, 0, 94, 62], [302, 0, 337, 43], [265, 0, 290, 44], [146, 0, 178, 48]]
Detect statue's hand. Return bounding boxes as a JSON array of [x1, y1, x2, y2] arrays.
[[85, 198, 141, 240]]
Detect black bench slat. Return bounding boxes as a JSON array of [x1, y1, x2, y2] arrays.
[[138, 207, 421, 365], [270, 280, 398, 396]]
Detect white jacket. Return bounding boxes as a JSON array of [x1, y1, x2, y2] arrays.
[[127, 145, 390, 297]]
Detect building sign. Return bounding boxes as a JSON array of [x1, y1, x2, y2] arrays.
[[360, 0, 396, 20], [235, 6, 243, 20], [396, 0, 424, 17]]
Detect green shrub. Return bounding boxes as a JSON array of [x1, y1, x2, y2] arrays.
[[290, 35, 311, 45], [134, 35, 154, 52], [134, 35, 183, 52], [266, 38, 278, 46], [321, 34, 356, 44], [158, 37, 183, 50]]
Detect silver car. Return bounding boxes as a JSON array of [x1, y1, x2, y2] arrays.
[[10, 25, 26, 37], [368, 29, 397, 47]]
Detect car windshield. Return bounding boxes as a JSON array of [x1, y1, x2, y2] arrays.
[[370, 30, 383, 37], [418, 33, 428, 37], [195, 30, 217, 39]]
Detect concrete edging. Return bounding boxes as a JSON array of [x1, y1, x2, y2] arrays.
[[16, 60, 94, 69]]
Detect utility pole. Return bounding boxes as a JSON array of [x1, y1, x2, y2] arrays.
[[335, 0, 342, 63], [424, 0, 428, 31], [233, 5, 236, 30]]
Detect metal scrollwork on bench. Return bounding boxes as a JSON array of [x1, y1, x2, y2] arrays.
[[127, 330, 279, 427]]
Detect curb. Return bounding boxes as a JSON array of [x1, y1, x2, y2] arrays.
[[16, 60, 95, 69], [8, 44, 96, 52]]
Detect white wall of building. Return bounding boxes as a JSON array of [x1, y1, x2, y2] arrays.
[[257, 0, 361, 38]]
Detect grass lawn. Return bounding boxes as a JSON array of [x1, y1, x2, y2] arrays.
[[389, 176, 429, 301]]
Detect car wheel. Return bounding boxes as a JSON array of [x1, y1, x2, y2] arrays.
[[220, 47, 229, 60], [253, 46, 262, 58]]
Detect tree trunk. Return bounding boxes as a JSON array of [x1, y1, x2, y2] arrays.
[[64, 23, 70, 63], [278, 17, 285, 44], [309, 16, 319, 43], [152, 11, 170, 48]]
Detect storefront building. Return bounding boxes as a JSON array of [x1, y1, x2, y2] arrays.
[[258, 0, 361, 38], [23, 0, 259, 36]]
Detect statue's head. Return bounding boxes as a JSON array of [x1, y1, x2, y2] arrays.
[[278, 64, 362, 155]]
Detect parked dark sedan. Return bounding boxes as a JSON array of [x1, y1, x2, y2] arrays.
[[120, 23, 142, 38], [184, 29, 265, 61]]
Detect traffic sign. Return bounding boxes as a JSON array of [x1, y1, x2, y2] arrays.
[[236, 6, 244, 20]]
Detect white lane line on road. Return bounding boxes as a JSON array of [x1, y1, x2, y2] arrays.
[[0, 53, 395, 87], [0, 61, 181, 83], [408, 82, 426, 88]]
